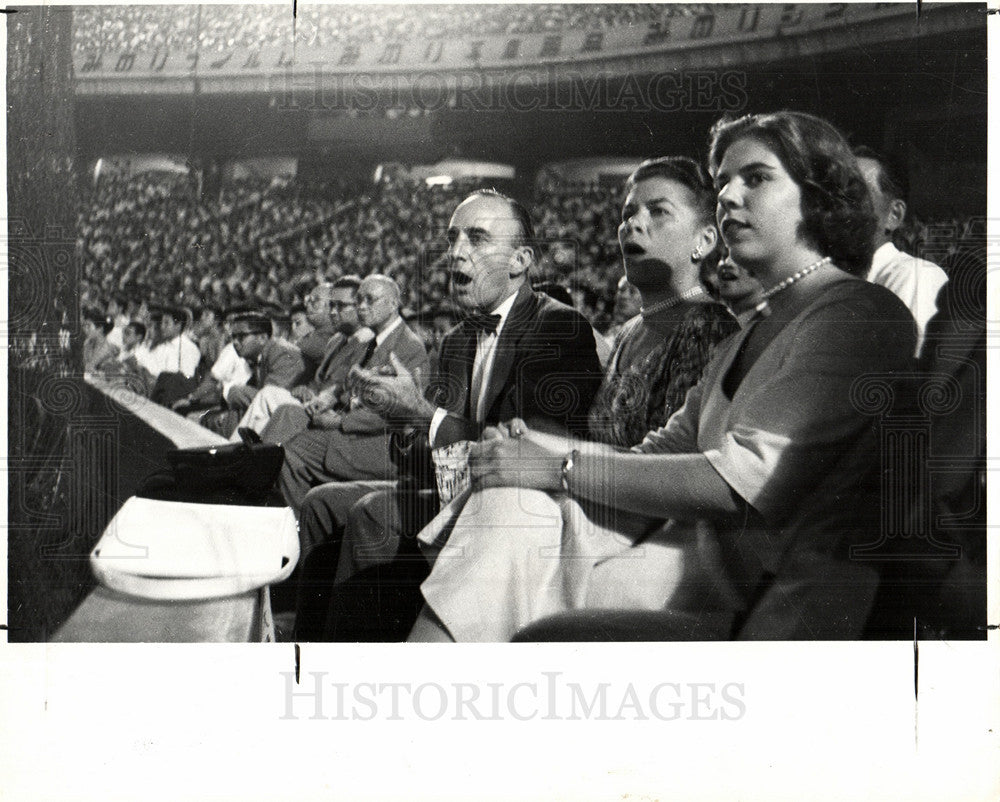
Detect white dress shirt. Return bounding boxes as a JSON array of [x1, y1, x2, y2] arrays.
[[429, 291, 519, 444], [866, 242, 948, 357], [210, 342, 253, 396], [374, 315, 403, 348], [137, 333, 201, 379]]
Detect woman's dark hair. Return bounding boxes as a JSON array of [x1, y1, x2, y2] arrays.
[[624, 156, 723, 270], [708, 111, 876, 276], [82, 307, 114, 336], [625, 156, 717, 227]]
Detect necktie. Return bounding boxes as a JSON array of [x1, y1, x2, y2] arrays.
[[463, 310, 501, 335], [358, 337, 378, 368]]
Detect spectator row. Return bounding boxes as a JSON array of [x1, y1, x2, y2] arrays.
[[79, 167, 982, 345]]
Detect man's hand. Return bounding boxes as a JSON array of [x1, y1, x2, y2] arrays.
[[225, 384, 256, 408], [290, 385, 315, 403], [349, 353, 436, 424], [309, 410, 342, 430], [304, 388, 336, 417], [468, 420, 566, 492]]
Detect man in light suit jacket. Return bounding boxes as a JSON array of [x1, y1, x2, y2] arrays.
[[290, 190, 602, 639], [277, 274, 430, 512]]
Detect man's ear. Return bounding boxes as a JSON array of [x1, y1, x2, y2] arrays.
[[508, 245, 533, 279], [884, 198, 907, 234], [697, 224, 718, 258]]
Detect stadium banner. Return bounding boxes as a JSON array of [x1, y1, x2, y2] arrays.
[[75, 3, 977, 95]]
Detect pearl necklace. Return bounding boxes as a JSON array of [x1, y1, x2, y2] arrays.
[[752, 256, 832, 319], [640, 286, 704, 319]]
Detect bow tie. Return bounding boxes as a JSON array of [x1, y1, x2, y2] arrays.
[[463, 310, 502, 335]]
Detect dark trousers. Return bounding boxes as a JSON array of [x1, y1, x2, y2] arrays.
[[294, 483, 440, 641]]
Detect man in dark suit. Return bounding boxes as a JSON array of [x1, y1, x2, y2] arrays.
[[277, 274, 430, 512], [296, 281, 342, 379], [292, 190, 603, 639]]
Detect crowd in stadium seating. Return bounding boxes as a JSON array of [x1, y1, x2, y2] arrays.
[[78, 171, 628, 331], [78, 164, 982, 366], [73, 4, 712, 54], [67, 117, 986, 647]]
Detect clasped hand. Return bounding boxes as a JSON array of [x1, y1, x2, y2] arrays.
[[349, 353, 435, 423], [468, 418, 571, 491], [225, 384, 256, 408]]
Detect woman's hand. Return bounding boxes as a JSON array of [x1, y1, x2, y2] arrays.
[[468, 418, 568, 491]]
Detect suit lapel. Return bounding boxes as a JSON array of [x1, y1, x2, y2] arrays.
[[368, 321, 403, 368], [438, 325, 476, 414], [316, 333, 347, 380], [254, 341, 271, 386], [478, 284, 537, 422]]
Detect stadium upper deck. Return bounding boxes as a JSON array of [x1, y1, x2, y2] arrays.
[[73, 4, 982, 95], [73, 4, 712, 54]]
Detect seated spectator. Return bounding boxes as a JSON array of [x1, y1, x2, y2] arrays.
[[81, 307, 119, 372], [296, 282, 342, 379], [175, 309, 253, 414], [218, 312, 307, 440], [101, 320, 153, 392], [139, 305, 203, 405], [855, 146, 948, 357], [192, 305, 225, 375], [291, 191, 602, 641], [104, 294, 130, 351], [702, 256, 764, 326], [138, 306, 202, 382], [117, 321, 149, 366], [604, 275, 643, 340], [584, 158, 741, 448], [289, 304, 315, 345]]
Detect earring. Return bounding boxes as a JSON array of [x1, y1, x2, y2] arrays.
[[691, 247, 704, 261]]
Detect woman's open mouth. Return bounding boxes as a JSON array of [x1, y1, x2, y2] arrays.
[[721, 219, 751, 238]]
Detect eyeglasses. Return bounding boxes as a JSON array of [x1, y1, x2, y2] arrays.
[[357, 294, 388, 306], [331, 301, 357, 310]]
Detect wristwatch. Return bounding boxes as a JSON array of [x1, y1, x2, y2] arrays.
[[560, 449, 579, 494]]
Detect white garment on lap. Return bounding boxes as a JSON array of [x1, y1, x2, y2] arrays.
[[418, 487, 699, 643], [229, 384, 299, 442]]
